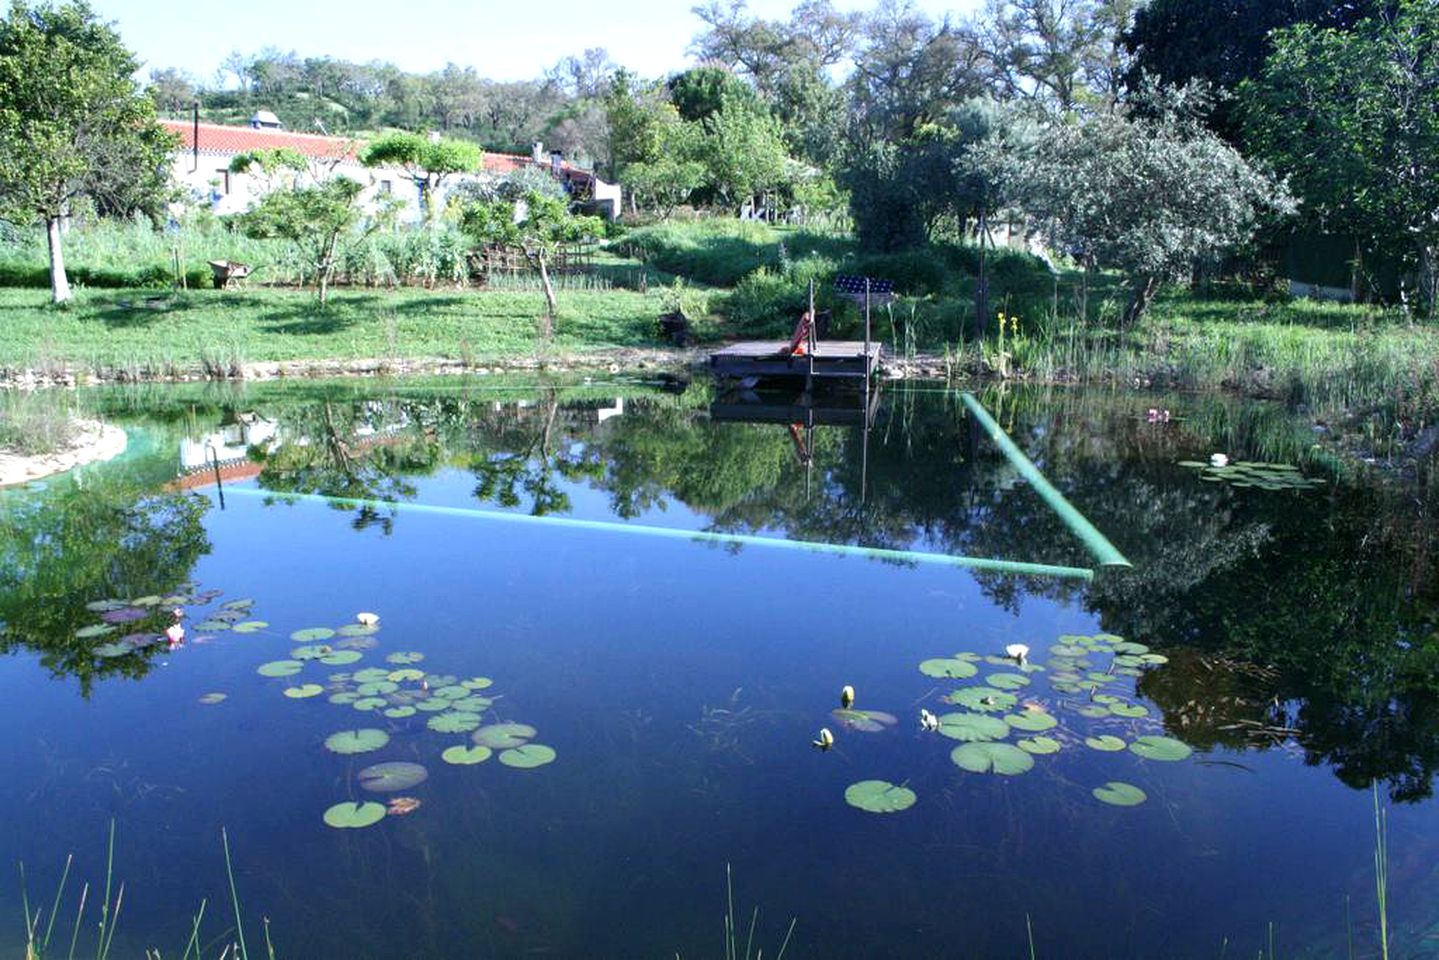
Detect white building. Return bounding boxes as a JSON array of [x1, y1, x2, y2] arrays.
[[160, 119, 621, 220]]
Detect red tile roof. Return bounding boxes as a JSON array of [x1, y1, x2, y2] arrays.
[[161, 120, 597, 184], [161, 120, 359, 161]]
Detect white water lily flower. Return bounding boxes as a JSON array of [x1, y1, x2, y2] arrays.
[[1005, 643, 1030, 663], [1210, 453, 1229, 467], [356, 612, 380, 626], [919, 709, 940, 732], [840, 684, 855, 709], [812, 727, 835, 750]]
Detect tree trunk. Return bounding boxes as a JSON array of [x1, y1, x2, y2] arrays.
[[46, 216, 71, 305], [537, 252, 556, 339], [1123, 274, 1161, 328]]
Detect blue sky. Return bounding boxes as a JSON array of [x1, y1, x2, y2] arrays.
[[91, 0, 977, 84]]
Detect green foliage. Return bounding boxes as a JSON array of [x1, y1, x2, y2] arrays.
[[233, 176, 385, 304], [0, 0, 175, 302], [1239, 0, 1439, 311], [228, 147, 307, 176], [982, 84, 1294, 323], [361, 131, 482, 222]]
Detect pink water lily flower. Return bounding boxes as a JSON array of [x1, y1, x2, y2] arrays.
[[165, 623, 185, 649]]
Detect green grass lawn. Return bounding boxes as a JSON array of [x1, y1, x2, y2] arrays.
[[0, 286, 680, 377]]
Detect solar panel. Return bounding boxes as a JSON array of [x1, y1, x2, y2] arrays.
[[834, 274, 896, 305]]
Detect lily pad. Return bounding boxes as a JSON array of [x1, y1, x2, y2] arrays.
[[1129, 735, 1193, 762], [131, 595, 162, 607], [324, 729, 390, 755], [415, 699, 452, 713], [462, 677, 494, 690], [291, 644, 333, 661], [432, 685, 470, 700], [322, 801, 387, 829], [291, 627, 335, 642], [1017, 736, 1061, 755], [76, 624, 115, 639], [919, 657, 979, 679], [283, 683, 324, 699], [472, 723, 536, 749], [257, 660, 303, 677], [843, 779, 916, 813], [383, 706, 417, 719], [427, 711, 483, 733], [451, 696, 493, 712], [219, 598, 254, 611], [358, 761, 428, 793], [86, 599, 129, 613], [1005, 711, 1058, 732], [1093, 781, 1147, 806], [985, 672, 1031, 690], [101, 607, 148, 624], [1085, 735, 1127, 752], [1076, 705, 1110, 719], [231, 621, 269, 634], [357, 680, 399, 696], [320, 650, 363, 666], [1109, 703, 1150, 718], [1050, 643, 1087, 657], [388, 668, 425, 683], [353, 668, 391, 683], [937, 712, 1010, 742], [442, 745, 493, 765], [94, 642, 133, 658], [329, 691, 360, 705], [1111, 641, 1150, 655], [193, 620, 231, 632], [197, 692, 227, 705], [352, 697, 387, 711], [387, 652, 425, 665], [831, 708, 899, 733], [950, 742, 1034, 775], [336, 623, 379, 637], [499, 744, 557, 768], [944, 687, 1017, 713]]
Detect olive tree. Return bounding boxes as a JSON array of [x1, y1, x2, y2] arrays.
[[0, 0, 174, 303], [981, 85, 1293, 324]]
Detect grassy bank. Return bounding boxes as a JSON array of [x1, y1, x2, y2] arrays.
[[0, 286, 676, 380]]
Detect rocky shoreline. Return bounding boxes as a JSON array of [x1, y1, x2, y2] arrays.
[[0, 419, 128, 487]]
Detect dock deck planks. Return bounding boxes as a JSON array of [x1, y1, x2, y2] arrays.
[[709, 341, 882, 380]]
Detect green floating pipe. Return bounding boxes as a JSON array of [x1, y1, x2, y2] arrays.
[[960, 392, 1131, 568], [222, 486, 1094, 581]]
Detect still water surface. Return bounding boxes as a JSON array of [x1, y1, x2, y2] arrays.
[[1, 378, 1435, 959]]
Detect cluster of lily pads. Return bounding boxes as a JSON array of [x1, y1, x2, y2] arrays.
[[249, 617, 555, 831], [80, 584, 262, 660], [838, 633, 1192, 814], [1178, 458, 1325, 491]]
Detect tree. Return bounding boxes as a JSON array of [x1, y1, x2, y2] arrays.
[[693, 94, 793, 214], [1123, 0, 1380, 141], [231, 149, 392, 306], [459, 190, 602, 336], [0, 0, 175, 304], [360, 130, 482, 224], [1239, 1, 1439, 312], [982, 84, 1293, 323], [974, 0, 1139, 112], [147, 66, 198, 116]]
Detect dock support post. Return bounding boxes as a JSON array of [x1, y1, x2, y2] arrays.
[[959, 392, 1130, 569]]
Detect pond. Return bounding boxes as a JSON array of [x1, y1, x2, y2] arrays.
[[1, 376, 1436, 959]]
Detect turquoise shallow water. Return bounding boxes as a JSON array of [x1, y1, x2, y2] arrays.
[[0, 379, 1435, 958]]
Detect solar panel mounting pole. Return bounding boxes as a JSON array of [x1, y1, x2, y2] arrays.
[[807, 278, 815, 393], [864, 278, 872, 393]]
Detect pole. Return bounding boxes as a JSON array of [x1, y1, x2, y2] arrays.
[[806, 277, 815, 393], [864, 278, 872, 393], [191, 101, 200, 174], [959, 392, 1130, 568]]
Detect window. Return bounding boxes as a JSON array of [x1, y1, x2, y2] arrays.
[[379, 180, 392, 194]]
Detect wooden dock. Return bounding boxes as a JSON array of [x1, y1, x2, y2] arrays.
[[710, 383, 882, 428], [708, 341, 882, 380]]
